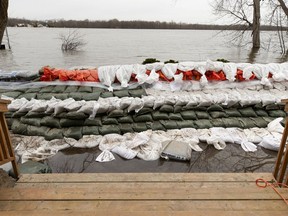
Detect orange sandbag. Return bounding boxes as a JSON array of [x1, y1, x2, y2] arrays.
[[205, 70, 226, 81], [85, 69, 100, 82], [235, 69, 257, 81]]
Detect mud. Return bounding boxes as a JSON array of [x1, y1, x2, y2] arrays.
[[45, 143, 278, 173]]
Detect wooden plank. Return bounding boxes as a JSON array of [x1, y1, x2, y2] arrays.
[[0, 187, 286, 200], [15, 181, 258, 189], [0, 200, 287, 211], [0, 210, 287, 216], [17, 173, 275, 183]]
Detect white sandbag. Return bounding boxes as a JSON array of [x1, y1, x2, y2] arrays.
[[77, 101, 95, 115], [31, 100, 50, 112], [136, 133, 163, 161], [177, 61, 195, 71], [98, 65, 119, 91], [8, 98, 28, 111], [127, 98, 144, 113], [146, 62, 164, 72], [116, 65, 133, 88], [259, 136, 281, 151], [210, 127, 234, 143], [206, 136, 226, 150], [79, 135, 102, 148], [64, 100, 85, 112], [119, 97, 134, 109], [53, 98, 75, 115], [142, 96, 155, 108], [267, 117, 284, 134], [96, 150, 115, 162], [161, 63, 177, 79], [223, 63, 237, 82], [206, 60, 224, 72], [111, 145, 138, 159], [97, 99, 110, 114], [18, 98, 38, 113], [99, 134, 126, 151], [46, 97, 62, 113], [145, 69, 159, 84]]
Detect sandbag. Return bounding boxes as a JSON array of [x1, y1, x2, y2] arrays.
[[209, 111, 227, 119], [60, 118, 85, 127], [20, 117, 41, 127], [118, 116, 134, 123], [45, 128, 64, 140], [40, 116, 61, 128], [63, 127, 83, 140], [108, 109, 124, 118], [53, 94, 68, 100], [211, 118, 225, 127], [151, 121, 166, 131], [195, 111, 210, 119], [152, 111, 169, 121], [84, 117, 102, 126], [81, 93, 101, 101], [119, 124, 134, 134], [133, 114, 153, 122], [102, 117, 119, 125], [27, 125, 50, 137], [113, 90, 130, 98], [51, 85, 66, 93], [78, 86, 93, 93], [207, 104, 224, 112], [194, 119, 213, 129], [238, 118, 257, 129], [254, 109, 269, 117], [64, 86, 79, 93], [180, 110, 197, 120], [159, 105, 174, 113], [11, 120, 27, 135], [268, 110, 286, 118], [66, 111, 88, 120], [238, 107, 258, 117], [99, 125, 121, 135], [169, 113, 183, 121], [224, 109, 242, 117], [176, 120, 195, 129], [160, 120, 179, 130], [129, 88, 147, 97], [82, 126, 100, 135], [132, 123, 147, 132]]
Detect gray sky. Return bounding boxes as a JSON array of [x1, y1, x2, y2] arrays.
[[9, 0, 220, 24]]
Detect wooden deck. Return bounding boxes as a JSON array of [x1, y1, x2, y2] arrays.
[[0, 173, 287, 215]]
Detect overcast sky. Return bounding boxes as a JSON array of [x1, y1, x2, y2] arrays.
[[9, 0, 221, 24]]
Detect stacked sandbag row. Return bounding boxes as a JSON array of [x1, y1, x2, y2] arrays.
[[0, 85, 147, 101], [5, 99, 285, 141]]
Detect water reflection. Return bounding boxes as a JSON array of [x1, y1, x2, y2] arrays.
[[247, 47, 260, 63]]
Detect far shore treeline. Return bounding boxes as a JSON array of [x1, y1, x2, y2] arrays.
[[7, 18, 287, 31]]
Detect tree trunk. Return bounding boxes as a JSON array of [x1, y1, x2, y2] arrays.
[[0, 0, 9, 45], [278, 0, 288, 17], [252, 0, 261, 48]]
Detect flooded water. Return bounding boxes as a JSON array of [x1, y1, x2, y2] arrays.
[[0, 27, 287, 72]]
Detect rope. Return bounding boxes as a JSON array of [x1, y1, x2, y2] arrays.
[[256, 178, 288, 205]]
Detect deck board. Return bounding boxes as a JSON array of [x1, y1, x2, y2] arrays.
[[0, 173, 287, 215]]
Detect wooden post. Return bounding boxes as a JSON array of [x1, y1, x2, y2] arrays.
[[273, 99, 288, 185], [0, 99, 19, 178]]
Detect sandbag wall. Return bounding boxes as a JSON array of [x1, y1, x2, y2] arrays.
[[0, 84, 286, 141]]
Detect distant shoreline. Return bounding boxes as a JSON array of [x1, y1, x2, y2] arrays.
[[8, 18, 286, 31]]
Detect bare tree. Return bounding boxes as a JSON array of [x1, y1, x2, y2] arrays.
[[212, 0, 261, 48], [0, 0, 9, 46], [59, 30, 86, 51]]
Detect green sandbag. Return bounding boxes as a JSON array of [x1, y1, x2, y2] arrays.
[[265, 104, 280, 110], [84, 117, 102, 126], [268, 110, 286, 118], [68, 92, 83, 101], [136, 107, 153, 115], [60, 118, 85, 127], [263, 117, 276, 123], [100, 91, 114, 98], [209, 111, 227, 119], [254, 103, 263, 109], [25, 88, 41, 93], [40, 116, 61, 128], [113, 90, 130, 98], [63, 127, 83, 140], [174, 105, 183, 113], [66, 111, 88, 120], [20, 117, 41, 127], [11, 120, 27, 135], [159, 105, 174, 113], [180, 110, 197, 120], [151, 121, 166, 131], [169, 113, 183, 121], [207, 104, 224, 112], [176, 120, 195, 129], [194, 119, 213, 129], [64, 86, 79, 93], [152, 111, 169, 120], [78, 86, 92, 93], [12, 112, 27, 118], [92, 87, 104, 93], [254, 109, 269, 117], [195, 111, 210, 119], [53, 93, 68, 100], [27, 125, 50, 137], [224, 109, 242, 117], [222, 118, 241, 128], [5, 118, 12, 128], [118, 116, 134, 123], [132, 123, 147, 132], [81, 93, 101, 101], [108, 109, 124, 118], [119, 124, 134, 134], [102, 116, 118, 125], [237, 118, 257, 129], [250, 117, 269, 128], [4, 112, 13, 118], [82, 126, 99, 135], [160, 120, 179, 130], [51, 85, 66, 93], [45, 128, 64, 140], [211, 118, 225, 127], [133, 113, 153, 122], [36, 93, 54, 100], [17, 93, 36, 100], [1, 91, 22, 99], [238, 107, 258, 117], [39, 86, 55, 93], [129, 88, 147, 97], [99, 125, 121, 135], [25, 111, 48, 118]]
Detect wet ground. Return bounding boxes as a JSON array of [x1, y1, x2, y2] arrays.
[[45, 143, 278, 173]]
